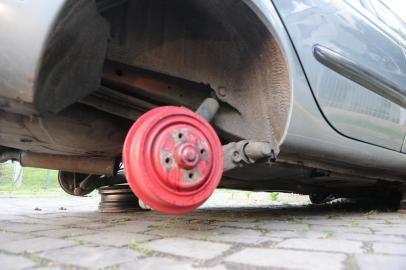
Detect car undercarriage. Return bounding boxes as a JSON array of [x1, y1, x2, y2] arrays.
[[0, 0, 405, 214]]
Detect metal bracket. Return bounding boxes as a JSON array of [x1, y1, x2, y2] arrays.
[[223, 140, 274, 172], [195, 97, 275, 173]]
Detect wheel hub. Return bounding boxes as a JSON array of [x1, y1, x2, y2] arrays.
[[123, 106, 223, 215], [175, 143, 201, 170]]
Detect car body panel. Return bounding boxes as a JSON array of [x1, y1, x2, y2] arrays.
[[272, 0, 406, 151], [245, 0, 406, 179], [0, 0, 65, 104]]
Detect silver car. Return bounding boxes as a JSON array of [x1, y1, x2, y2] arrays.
[[0, 0, 405, 214]]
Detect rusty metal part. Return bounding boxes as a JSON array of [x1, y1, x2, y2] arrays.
[[2, 151, 117, 176], [244, 142, 273, 163], [99, 185, 146, 213], [0, 104, 129, 158], [20, 152, 116, 176], [223, 141, 274, 172], [102, 61, 211, 109], [196, 98, 220, 122], [59, 171, 127, 197], [74, 175, 127, 196], [58, 172, 96, 196], [81, 86, 156, 120], [0, 151, 20, 163], [103, 1, 291, 149], [58, 171, 100, 196]]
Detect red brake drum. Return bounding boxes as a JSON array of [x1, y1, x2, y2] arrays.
[[123, 106, 224, 215]]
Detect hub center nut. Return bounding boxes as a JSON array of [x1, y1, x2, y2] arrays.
[[174, 143, 201, 170]]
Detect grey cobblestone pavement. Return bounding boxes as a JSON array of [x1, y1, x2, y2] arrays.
[[0, 192, 405, 270]]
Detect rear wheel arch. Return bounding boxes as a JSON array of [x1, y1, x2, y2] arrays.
[[103, 0, 293, 150]]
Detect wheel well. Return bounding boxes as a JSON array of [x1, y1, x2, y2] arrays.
[[103, 0, 292, 149]]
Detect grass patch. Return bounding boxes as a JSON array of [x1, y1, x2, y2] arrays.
[[351, 221, 360, 228], [0, 162, 64, 195], [99, 266, 119, 270], [270, 192, 279, 201], [325, 231, 334, 239], [75, 239, 90, 246], [292, 218, 304, 224], [347, 255, 360, 270], [129, 242, 154, 255]]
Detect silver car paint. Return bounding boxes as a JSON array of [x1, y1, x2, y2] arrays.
[[244, 0, 406, 178], [0, 0, 65, 103], [272, 0, 406, 151]]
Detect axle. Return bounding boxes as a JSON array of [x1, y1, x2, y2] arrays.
[[196, 98, 274, 172]]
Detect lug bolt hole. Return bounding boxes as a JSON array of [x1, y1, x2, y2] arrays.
[[200, 149, 205, 155], [165, 158, 171, 164], [178, 133, 184, 139], [189, 173, 194, 179]]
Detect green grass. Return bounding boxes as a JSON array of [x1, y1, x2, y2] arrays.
[[0, 162, 64, 195], [270, 192, 279, 201], [129, 242, 154, 255]]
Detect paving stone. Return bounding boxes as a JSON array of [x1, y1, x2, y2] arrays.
[[373, 243, 406, 255], [332, 232, 406, 243], [219, 221, 265, 229], [0, 253, 36, 270], [14, 216, 91, 227], [356, 220, 400, 227], [374, 227, 406, 236], [29, 213, 75, 219], [69, 221, 111, 230], [302, 219, 352, 226], [267, 230, 328, 239], [74, 231, 158, 247], [355, 254, 406, 270], [171, 223, 219, 231], [197, 266, 228, 270], [141, 238, 230, 259], [277, 238, 363, 253], [0, 231, 29, 244], [30, 267, 64, 270], [259, 222, 310, 231], [0, 237, 76, 253], [2, 195, 406, 270], [147, 218, 219, 231], [206, 227, 271, 244], [225, 248, 346, 270], [120, 257, 195, 270], [0, 215, 25, 221], [0, 222, 14, 230], [310, 225, 372, 234], [38, 245, 141, 268], [102, 221, 156, 233], [3, 223, 63, 233], [32, 228, 96, 238], [147, 227, 211, 239]]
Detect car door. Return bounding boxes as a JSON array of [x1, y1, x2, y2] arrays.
[[273, 0, 406, 151]]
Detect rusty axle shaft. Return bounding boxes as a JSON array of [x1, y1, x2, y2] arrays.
[[1, 151, 117, 176]]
